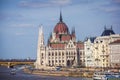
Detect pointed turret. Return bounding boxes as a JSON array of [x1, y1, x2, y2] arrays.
[[101, 26, 115, 36], [38, 25, 44, 46], [111, 25, 113, 30], [60, 11, 63, 22], [72, 27, 75, 34], [35, 25, 45, 68]]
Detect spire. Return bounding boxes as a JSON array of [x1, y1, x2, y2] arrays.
[[72, 27, 75, 34], [36, 25, 44, 67], [60, 10, 63, 22], [104, 25, 106, 30], [38, 24, 44, 46], [111, 25, 112, 30], [39, 25, 43, 35]]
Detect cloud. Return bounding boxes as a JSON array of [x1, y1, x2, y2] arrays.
[[0, 13, 23, 21], [11, 23, 34, 28], [18, 0, 72, 8], [18, 0, 100, 8], [51, 0, 71, 5], [99, 6, 120, 12], [91, 0, 120, 13]]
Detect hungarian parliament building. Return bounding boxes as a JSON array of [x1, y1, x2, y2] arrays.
[[35, 12, 120, 69]]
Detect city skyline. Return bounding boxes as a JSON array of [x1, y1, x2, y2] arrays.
[[0, 0, 120, 59]]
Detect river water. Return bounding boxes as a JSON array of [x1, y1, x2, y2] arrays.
[[0, 66, 92, 80]]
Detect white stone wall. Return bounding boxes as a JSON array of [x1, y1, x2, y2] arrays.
[[93, 34, 120, 68], [84, 39, 94, 67], [109, 43, 120, 67]]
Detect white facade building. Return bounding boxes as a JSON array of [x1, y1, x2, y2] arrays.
[[93, 27, 120, 68], [84, 37, 96, 67], [109, 40, 120, 68]]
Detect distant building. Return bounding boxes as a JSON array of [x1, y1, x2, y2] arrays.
[[84, 37, 96, 67], [109, 40, 120, 68], [35, 12, 84, 69], [93, 27, 120, 68]]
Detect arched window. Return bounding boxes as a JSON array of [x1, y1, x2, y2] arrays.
[[55, 52, 57, 56], [62, 52, 64, 56], [59, 52, 61, 56], [42, 53, 43, 56], [66, 52, 68, 55], [52, 52, 54, 56]]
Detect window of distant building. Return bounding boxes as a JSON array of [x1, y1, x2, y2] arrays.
[[49, 60, 50, 63], [96, 41, 98, 43], [95, 47, 98, 49], [59, 60, 61, 63], [59, 52, 61, 56], [52, 52, 54, 56], [69, 52, 70, 55], [41, 61, 43, 65], [87, 48, 90, 50], [55, 52, 57, 56], [62, 52, 64, 56], [42, 53, 43, 56], [48, 52, 50, 56], [55, 60, 57, 63], [66, 52, 68, 55]]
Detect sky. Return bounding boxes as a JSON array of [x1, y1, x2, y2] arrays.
[[0, 0, 120, 59]]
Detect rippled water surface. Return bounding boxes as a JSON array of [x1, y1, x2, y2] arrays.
[[0, 66, 92, 80]]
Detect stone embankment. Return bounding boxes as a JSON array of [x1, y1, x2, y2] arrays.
[[24, 68, 94, 78], [24, 67, 120, 78]]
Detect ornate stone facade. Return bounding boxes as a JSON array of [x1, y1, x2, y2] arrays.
[[84, 27, 120, 68], [109, 40, 120, 68], [84, 37, 96, 67], [35, 12, 84, 69], [93, 27, 120, 68]]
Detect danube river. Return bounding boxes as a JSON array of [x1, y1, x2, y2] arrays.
[[0, 66, 92, 80]]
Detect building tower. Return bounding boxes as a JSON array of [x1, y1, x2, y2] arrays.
[[35, 25, 45, 68]]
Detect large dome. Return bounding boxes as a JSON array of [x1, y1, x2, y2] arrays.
[[54, 22, 68, 34], [53, 12, 69, 34]]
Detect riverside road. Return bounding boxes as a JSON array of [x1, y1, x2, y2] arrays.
[[0, 66, 92, 80]]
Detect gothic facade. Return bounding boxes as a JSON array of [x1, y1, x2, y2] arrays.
[[35, 12, 84, 69]]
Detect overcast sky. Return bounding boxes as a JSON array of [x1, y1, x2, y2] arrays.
[[0, 0, 120, 59]]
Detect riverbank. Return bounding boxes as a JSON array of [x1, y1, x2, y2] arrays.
[[23, 67, 120, 78], [24, 68, 93, 78], [0, 66, 92, 80]]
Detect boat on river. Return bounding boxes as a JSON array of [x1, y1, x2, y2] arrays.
[[10, 68, 16, 75], [93, 71, 120, 80]]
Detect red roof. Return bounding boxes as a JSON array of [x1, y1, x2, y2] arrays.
[[109, 40, 120, 44], [77, 42, 84, 49], [61, 35, 71, 41], [50, 43, 65, 49], [54, 22, 69, 34]]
